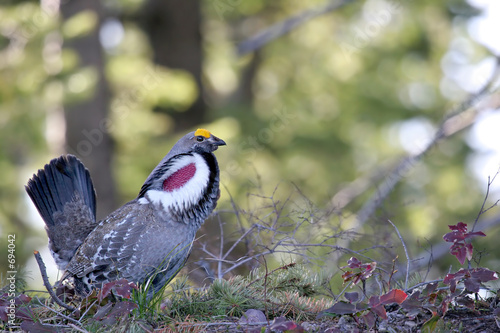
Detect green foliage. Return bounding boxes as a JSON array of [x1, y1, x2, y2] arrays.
[[62, 10, 98, 39]]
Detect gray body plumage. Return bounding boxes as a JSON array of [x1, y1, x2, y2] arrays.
[[26, 130, 225, 296]]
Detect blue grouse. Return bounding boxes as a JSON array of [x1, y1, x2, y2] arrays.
[[26, 129, 225, 296]]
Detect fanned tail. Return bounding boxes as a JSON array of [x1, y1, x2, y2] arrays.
[[26, 155, 98, 270]]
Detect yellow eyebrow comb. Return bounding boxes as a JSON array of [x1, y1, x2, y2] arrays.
[[194, 128, 211, 138]]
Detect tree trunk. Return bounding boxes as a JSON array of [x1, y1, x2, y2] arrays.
[[60, 0, 117, 220], [140, 0, 205, 132]]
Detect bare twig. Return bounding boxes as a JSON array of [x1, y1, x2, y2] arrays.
[[330, 162, 393, 211], [237, 0, 355, 56], [35, 297, 82, 327], [246, 262, 297, 289], [386, 257, 397, 292], [136, 322, 154, 333], [405, 279, 443, 294], [223, 185, 251, 250], [79, 298, 98, 318], [278, 242, 379, 261], [471, 166, 500, 232], [334, 280, 355, 302], [201, 185, 392, 285], [33, 251, 77, 312], [262, 256, 270, 325], [217, 215, 225, 279], [387, 220, 410, 290], [221, 225, 256, 262], [67, 324, 90, 333], [353, 59, 500, 229]]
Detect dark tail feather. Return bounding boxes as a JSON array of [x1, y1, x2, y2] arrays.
[[26, 155, 96, 226], [25, 155, 98, 269]]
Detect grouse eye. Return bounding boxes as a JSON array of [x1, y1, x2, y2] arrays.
[[196, 136, 204, 142]]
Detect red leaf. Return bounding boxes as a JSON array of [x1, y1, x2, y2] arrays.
[[361, 262, 377, 280], [341, 270, 354, 282], [445, 223, 485, 243], [380, 289, 408, 305], [15, 306, 33, 321], [464, 277, 481, 293], [106, 301, 137, 319], [465, 243, 473, 262], [471, 268, 499, 282], [440, 297, 451, 315], [443, 231, 465, 242], [345, 292, 359, 303], [368, 295, 388, 318], [442, 273, 454, 284], [363, 311, 376, 328], [270, 316, 303, 332], [443, 273, 458, 293], [450, 243, 467, 265], [369, 295, 381, 308], [370, 304, 387, 319], [465, 231, 486, 238], [98, 279, 137, 301], [401, 291, 425, 317], [99, 281, 116, 302], [422, 282, 438, 295], [448, 222, 468, 233], [401, 291, 421, 311], [346, 257, 362, 269], [442, 268, 497, 294], [323, 301, 357, 315], [18, 294, 32, 304], [341, 258, 377, 285], [113, 279, 138, 299]]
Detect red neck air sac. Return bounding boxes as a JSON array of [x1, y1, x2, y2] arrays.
[[163, 163, 197, 192]]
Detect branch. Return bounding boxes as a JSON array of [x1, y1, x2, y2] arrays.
[[471, 166, 500, 232], [68, 324, 91, 333], [387, 220, 410, 290], [35, 297, 83, 327], [353, 58, 500, 229], [237, 0, 355, 56], [245, 262, 297, 289], [405, 279, 443, 294], [33, 251, 77, 312]]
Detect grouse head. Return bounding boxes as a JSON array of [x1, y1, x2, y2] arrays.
[[167, 128, 226, 156], [138, 129, 226, 219]]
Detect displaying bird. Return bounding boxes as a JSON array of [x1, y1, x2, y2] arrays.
[[25, 128, 226, 296]]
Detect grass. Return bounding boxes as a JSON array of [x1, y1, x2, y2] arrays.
[[1, 262, 333, 332]]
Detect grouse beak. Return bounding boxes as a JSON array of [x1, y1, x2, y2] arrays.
[[210, 135, 226, 150]]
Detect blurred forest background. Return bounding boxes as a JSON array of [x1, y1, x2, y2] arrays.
[[1, 0, 500, 292]]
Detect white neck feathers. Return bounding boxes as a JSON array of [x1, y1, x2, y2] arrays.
[[139, 154, 210, 211]]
